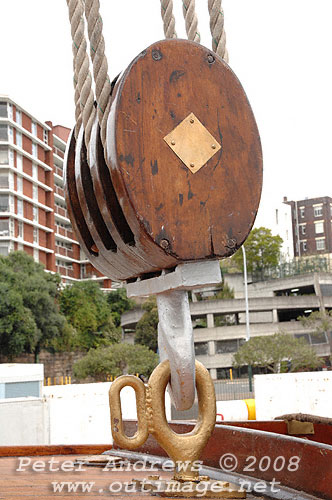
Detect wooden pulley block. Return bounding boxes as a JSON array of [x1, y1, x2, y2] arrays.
[[65, 39, 262, 281]]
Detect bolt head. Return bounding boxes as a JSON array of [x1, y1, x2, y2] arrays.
[[160, 239, 170, 250]]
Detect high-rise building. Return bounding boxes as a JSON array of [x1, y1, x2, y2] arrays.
[[0, 95, 112, 289], [284, 196, 332, 259]]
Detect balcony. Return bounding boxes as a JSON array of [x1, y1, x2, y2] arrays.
[[53, 146, 65, 160], [55, 245, 74, 259], [54, 185, 65, 199], [54, 204, 68, 219], [57, 265, 75, 278], [55, 226, 77, 242], [54, 166, 64, 179]]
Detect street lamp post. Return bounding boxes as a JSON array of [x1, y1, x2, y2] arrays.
[[241, 245, 253, 392]]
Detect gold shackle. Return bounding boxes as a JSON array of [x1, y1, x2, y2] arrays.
[[109, 360, 216, 480]]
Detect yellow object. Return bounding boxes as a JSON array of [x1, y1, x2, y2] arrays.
[[229, 368, 233, 381], [244, 399, 256, 420], [109, 360, 216, 481]]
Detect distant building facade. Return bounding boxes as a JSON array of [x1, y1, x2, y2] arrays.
[[284, 196, 332, 259], [0, 95, 112, 288], [121, 272, 332, 379]]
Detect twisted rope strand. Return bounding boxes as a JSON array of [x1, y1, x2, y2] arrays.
[[160, 0, 177, 39], [84, 0, 112, 148], [208, 0, 229, 62], [182, 0, 200, 43], [66, 0, 96, 147]]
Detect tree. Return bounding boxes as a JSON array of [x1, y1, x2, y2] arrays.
[[134, 297, 158, 352], [298, 310, 332, 351], [73, 343, 158, 380], [59, 281, 120, 350], [106, 288, 134, 327], [0, 251, 68, 361], [0, 283, 37, 360], [233, 332, 322, 374], [231, 227, 283, 277]]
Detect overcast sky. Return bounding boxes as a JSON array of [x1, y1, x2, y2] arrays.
[[1, 0, 331, 229]]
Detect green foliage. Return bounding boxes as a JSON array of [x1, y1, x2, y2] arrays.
[[232, 227, 283, 276], [59, 281, 120, 350], [106, 288, 134, 327], [298, 310, 332, 348], [213, 282, 234, 300], [134, 297, 158, 352], [233, 332, 322, 373], [73, 343, 158, 380], [0, 251, 68, 361]]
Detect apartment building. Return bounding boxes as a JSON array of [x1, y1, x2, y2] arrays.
[[284, 196, 332, 259], [0, 95, 111, 288]]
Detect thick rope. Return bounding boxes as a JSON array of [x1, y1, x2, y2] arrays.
[[84, 0, 112, 149], [160, 0, 177, 39], [182, 0, 200, 43], [208, 0, 229, 62], [66, 0, 95, 147]]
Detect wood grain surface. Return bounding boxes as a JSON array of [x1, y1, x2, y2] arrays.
[[107, 39, 263, 263]]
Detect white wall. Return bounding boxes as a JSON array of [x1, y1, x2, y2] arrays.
[[255, 371, 332, 420], [0, 397, 48, 445]]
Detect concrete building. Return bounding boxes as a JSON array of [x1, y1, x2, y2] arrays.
[[0, 95, 111, 288], [284, 195, 332, 259], [121, 272, 332, 379]]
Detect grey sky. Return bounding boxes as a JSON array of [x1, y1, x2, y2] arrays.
[[1, 0, 331, 229]]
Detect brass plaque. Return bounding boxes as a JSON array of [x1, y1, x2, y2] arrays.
[[164, 112, 221, 174], [287, 420, 314, 435]]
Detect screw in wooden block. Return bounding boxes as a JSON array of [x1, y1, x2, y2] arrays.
[[160, 239, 170, 250], [190, 118, 194, 124], [190, 163, 195, 168], [211, 144, 216, 149], [171, 140, 176, 145]]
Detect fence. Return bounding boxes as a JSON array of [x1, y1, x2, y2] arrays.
[[171, 377, 254, 420], [44, 376, 71, 386]]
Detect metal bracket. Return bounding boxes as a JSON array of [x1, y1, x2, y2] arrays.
[[126, 261, 221, 411]]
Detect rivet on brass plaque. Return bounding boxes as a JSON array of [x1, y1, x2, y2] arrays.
[[164, 112, 221, 174]]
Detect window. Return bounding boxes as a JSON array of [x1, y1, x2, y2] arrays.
[[43, 129, 48, 144], [194, 342, 209, 356], [8, 103, 13, 120], [315, 222, 324, 234], [0, 195, 9, 212], [32, 122, 37, 136], [302, 241, 307, 252], [16, 109, 22, 126], [32, 163, 38, 180], [8, 127, 13, 143], [0, 102, 7, 118], [18, 221, 23, 239], [0, 146, 8, 165], [17, 198, 23, 216], [0, 244, 9, 256], [0, 174, 9, 188], [301, 225, 306, 235], [32, 142, 38, 158], [33, 206, 38, 223], [299, 207, 305, 218], [33, 227, 38, 244], [0, 219, 9, 236], [216, 339, 240, 354], [33, 184, 38, 201], [316, 239, 325, 251], [16, 131, 22, 148], [0, 125, 8, 141], [314, 206, 323, 217], [33, 248, 39, 262], [17, 176, 23, 193], [16, 152, 22, 171], [275, 209, 279, 224]]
